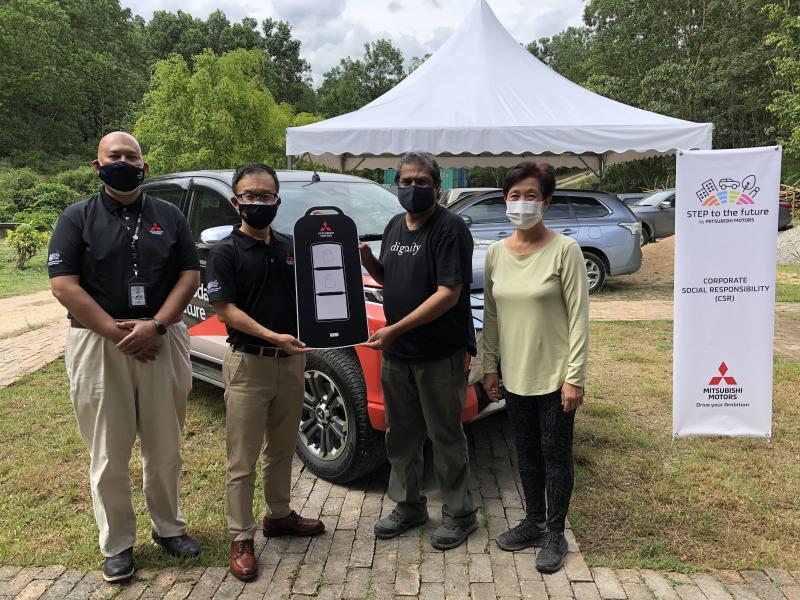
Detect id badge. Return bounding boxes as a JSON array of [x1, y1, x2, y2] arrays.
[[128, 279, 148, 308]]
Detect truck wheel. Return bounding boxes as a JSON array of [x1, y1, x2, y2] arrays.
[[296, 349, 386, 483]]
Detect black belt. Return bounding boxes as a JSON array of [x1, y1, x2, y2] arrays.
[[70, 318, 153, 329], [233, 344, 291, 358]]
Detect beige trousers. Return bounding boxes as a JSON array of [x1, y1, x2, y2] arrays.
[[223, 348, 305, 541], [65, 323, 192, 557]]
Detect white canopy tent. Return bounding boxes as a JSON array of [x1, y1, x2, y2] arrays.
[[286, 0, 712, 173]]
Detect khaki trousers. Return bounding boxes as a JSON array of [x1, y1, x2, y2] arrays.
[[223, 348, 305, 541], [65, 323, 192, 557]]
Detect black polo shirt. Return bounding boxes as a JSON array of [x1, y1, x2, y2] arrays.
[[206, 225, 297, 347], [48, 189, 200, 319]]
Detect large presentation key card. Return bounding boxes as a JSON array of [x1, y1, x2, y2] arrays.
[[293, 206, 369, 349]]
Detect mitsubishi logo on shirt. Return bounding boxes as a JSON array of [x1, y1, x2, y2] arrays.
[[149, 222, 164, 235]]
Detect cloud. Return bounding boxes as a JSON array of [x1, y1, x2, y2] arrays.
[[387, 1, 403, 13], [423, 0, 443, 7]]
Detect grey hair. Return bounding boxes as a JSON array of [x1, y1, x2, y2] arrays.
[[394, 151, 441, 189]]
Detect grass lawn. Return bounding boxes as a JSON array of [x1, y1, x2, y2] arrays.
[[1, 322, 798, 572], [572, 321, 800, 572], [0, 241, 50, 299]]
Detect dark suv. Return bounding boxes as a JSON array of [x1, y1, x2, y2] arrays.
[[448, 189, 642, 292]]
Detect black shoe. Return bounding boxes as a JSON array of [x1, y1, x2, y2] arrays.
[[496, 519, 547, 551], [374, 508, 429, 539], [536, 530, 568, 573], [430, 519, 479, 550], [151, 530, 202, 558], [102, 548, 134, 583]]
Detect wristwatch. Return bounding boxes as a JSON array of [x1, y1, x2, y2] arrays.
[[151, 318, 167, 335]]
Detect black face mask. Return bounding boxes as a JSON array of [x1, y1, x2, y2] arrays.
[[239, 203, 278, 230], [398, 185, 436, 213], [98, 161, 145, 194]]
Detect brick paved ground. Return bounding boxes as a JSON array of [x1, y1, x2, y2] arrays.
[[2, 416, 800, 599], [0, 320, 68, 388], [0, 290, 65, 338]]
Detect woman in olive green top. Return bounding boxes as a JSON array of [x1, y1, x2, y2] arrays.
[[482, 162, 589, 574]]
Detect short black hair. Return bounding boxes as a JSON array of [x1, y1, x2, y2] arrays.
[[394, 151, 441, 189], [232, 163, 279, 194], [502, 161, 555, 198]]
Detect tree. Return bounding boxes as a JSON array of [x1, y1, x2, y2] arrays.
[[527, 27, 591, 84], [318, 39, 406, 117], [133, 49, 294, 173], [262, 18, 317, 112], [765, 2, 800, 164]]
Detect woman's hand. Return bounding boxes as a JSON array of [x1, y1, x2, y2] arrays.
[[483, 372, 502, 402], [561, 382, 584, 412]]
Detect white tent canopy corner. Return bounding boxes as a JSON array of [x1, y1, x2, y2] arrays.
[[285, 0, 713, 172]]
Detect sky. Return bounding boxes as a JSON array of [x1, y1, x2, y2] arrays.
[[120, 0, 585, 84]]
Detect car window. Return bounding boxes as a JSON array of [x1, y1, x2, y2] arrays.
[[188, 185, 240, 241], [459, 197, 507, 224], [635, 190, 674, 207], [571, 196, 610, 218], [145, 185, 186, 211], [544, 196, 572, 220]]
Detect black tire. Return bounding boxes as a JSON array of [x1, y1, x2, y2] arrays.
[[640, 225, 652, 246], [296, 349, 386, 483], [583, 251, 607, 294]]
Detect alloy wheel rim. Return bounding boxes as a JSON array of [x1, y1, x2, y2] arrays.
[[585, 259, 601, 289], [300, 370, 349, 461]]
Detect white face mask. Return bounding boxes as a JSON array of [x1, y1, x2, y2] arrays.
[[506, 200, 544, 229]]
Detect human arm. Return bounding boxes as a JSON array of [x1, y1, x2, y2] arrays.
[[213, 300, 310, 354], [480, 244, 502, 401], [359, 242, 384, 285], [560, 241, 589, 411]]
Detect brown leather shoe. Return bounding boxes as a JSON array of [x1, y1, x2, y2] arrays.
[[263, 510, 325, 537], [229, 539, 256, 581]]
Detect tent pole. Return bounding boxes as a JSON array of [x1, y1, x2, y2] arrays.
[[287, 155, 293, 170]]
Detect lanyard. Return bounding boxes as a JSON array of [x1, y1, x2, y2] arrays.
[[116, 196, 145, 278]]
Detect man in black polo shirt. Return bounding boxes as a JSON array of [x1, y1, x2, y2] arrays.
[[206, 163, 325, 582], [48, 132, 201, 582], [359, 151, 478, 550]]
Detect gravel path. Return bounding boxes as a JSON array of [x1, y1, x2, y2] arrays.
[[778, 226, 800, 264]]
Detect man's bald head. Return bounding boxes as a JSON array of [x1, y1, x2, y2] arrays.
[[96, 131, 143, 162]]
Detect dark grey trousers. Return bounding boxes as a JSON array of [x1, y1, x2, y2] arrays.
[[381, 349, 477, 525]]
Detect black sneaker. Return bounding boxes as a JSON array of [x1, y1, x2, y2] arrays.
[[374, 508, 429, 539], [102, 547, 134, 583], [536, 530, 568, 573], [151, 530, 202, 558], [430, 519, 479, 550], [496, 519, 547, 551]]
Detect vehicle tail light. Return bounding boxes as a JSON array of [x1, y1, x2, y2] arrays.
[[779, 200, 792, 212], [619, 221, 641, 236]]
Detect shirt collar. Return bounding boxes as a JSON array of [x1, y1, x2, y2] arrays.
[[232, 224, 282, 249], [100, 188, 143, 214]]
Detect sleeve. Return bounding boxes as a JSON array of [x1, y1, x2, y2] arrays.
[[434, 220, 473, 286], [174, 208, 200, 271], [481, 244, 500, 374], [206, 244, 238, 304], [560, 240, 589, 387], [47, 209, 84, 277]]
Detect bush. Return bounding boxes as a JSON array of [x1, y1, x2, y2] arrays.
[[53, 166, 99, 197], [5, 223, 50, 270], [17, 182, 80, 214], [0, 168, 41, 210]]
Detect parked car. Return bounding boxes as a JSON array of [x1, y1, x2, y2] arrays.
[[631, 189, 792, 242], [446, 189, 642, 293], [141, 170, 501, 484], [629, 189, 676, 244], [440, 187, 498, 207], [618, 192, 647, 206]]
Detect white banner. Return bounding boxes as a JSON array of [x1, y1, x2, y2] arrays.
[[673, 146, 781, 438]]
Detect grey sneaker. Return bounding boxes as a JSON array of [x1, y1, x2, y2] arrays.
[[430, 519, 479, 550], [496, 519, 547, 551], [536, 530, 568, 573], [374, 508, 429, 539]]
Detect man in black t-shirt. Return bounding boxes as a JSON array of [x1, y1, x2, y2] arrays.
[[360, 151, 478, 550], [48, 132, 201, 582], [206, 164, 325, 582]]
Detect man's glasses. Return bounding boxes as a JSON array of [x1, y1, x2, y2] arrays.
[[398, 177, 434, 188], [236, 192, 280, 205]]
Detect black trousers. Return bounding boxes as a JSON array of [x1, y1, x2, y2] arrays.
[[505, 388, 575, 533]]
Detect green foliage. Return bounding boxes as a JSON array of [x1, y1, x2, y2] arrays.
[[17, 182, 80, 214], [527, 26, 591, 84], [318, 39, 406, 118], [52, 167, 98, 198], [134, 49, 294, 173], [765, 3, 800, 160], [5, 223, 50, 269]]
